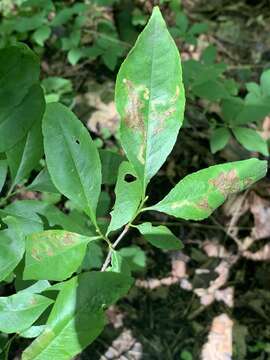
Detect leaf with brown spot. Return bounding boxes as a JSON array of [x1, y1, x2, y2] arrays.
[[147, 159, 267, 220], [23, 230, 101, 281], [115, 7, 185, 193]]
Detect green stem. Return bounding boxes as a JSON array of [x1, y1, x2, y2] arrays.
[[100, 196, 148, 272]]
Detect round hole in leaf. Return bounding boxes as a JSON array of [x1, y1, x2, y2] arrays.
[[124, 173, 137, 183]]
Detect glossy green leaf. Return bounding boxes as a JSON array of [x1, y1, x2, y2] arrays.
[[6, 119, 43, 187], [0, 44, 45, 152], [0, 160, 7, 193], [260, 69, 270, 96], [115, 7, 185, 192], [210, 127, 230, 153], [147, 159, 267, 220], [135, 222, 183, 250], [0, 217, 25, 282], [233, 127, 269, 156], [107, 161, 142, 234], [43, 103, 102, 226], [0, 290, 53, 334], [22, 271, 132, 360], [24, 230, 100, 281]]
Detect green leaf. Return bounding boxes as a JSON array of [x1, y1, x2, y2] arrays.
[[232, 127, 269, 156], [22, 271, 132, 360], [43, 103, 102, 226], [23, 230, 100, 281], [260, 69, 270, 97], [28, 167, 59, 193], [33, 25, 51, 46], [67, 48, 83, 65], [118, 246, 146, 272], [0, 217, 25, 282], [20, 325, 47, 339], [115, 7, 185, 192], [147, 159, 267, 220], [6, 119, 43, 187], [135, 222, 183, 250], [210, 127, 230, 153], [107, 161, 142, 234], [99, 149, 124, 185], [0, 290, 53, 334], [0, 160, 7, 193], [0, 44, 45, 152]]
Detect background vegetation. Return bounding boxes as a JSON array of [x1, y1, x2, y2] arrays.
[[1, 0, 270, 359]]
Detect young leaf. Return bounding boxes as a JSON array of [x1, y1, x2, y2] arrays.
[[23, 230, 100, 281], [22, 272, 132, 360], [0, 44, 45, 152], [107, 161, 142, 234], [6, 119, 43, 187], [115, 6, 185, 192], [0, 160, 7, 193], [210, 127, 230, 153], [232, 127, 269, 156], [0, 217, 25, 282], [147, 159, 267, 220], [43, 103, 102, 226], [0, 291, 53, 334], [135, 222, 183, 250]]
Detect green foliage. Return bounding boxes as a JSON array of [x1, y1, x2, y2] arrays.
[[0, 6, 268, 360]]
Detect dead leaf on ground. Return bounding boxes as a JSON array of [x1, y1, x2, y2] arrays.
[[249, 192, 270, 240], [100, 329, 143, 360], [201, 313, 233, 360]]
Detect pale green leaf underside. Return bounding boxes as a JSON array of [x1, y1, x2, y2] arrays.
[[0, 291, 53, 334], [43, 103, 102, 226], [115, 7, 185, 192], [23, 230, 100, 281], [148, 158, 267, 220], [22, 272, 132, 360]]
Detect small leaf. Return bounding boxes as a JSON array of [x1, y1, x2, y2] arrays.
[[0, 217, 25, 282], [23, 230, 100, 281], [135, 222, 183, 250], [118, 246, 146, 272], [6, 119, 43, 187], [0, 160, 7, 193], [43, 103, 102, 226], [210, 127, 230, 153], [107, 161, 142, 234], [33, 25, 51, 46], [68, 48, 83, 65], [115, 7, 185, 192], [28, 167, 59, 193], [22, 271, 132, 360], [233, 127, 269, 156], [0, 44, 45, 152], [0, 290, 53, 334], [147, 159, 267, 220]]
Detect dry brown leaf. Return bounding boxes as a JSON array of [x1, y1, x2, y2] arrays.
[[100, 329, 143, 360], [202, 241, 231, 259], [249, 192, 270, 240], [243, 244, 270, 261], [201, 314, 233, 360], [87, 100, 119, 135], [259, 116, 270, 140]]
